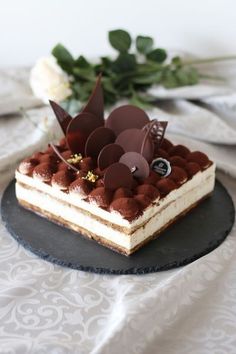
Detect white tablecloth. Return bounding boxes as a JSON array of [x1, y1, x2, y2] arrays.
[[0, 170, 235, 354], [0, 68, 236, 354]]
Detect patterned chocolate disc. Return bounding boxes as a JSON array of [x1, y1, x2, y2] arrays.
[[49, 100, 72, 135], [104, 162, 133, 190], [85, 127, 115, 158], [115, 128, 154, 162], [82, 74, 104, 124], [66, 113, 102, 155], [142, 120, 168, 150], [120, 152, 150, 179], [105, 105, 149, 136], [98, 144, 125, 171]]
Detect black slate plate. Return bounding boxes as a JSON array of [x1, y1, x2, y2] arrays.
[[1, 180, 235, 275]]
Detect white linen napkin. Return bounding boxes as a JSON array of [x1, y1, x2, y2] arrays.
[[0, 67, 42, 115]]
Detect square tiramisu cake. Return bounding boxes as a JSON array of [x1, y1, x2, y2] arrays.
[[15, 76, 215, 255]]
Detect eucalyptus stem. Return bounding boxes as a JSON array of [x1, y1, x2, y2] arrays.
[[198, 74, 226, 82], [183, 55, 236, 66]]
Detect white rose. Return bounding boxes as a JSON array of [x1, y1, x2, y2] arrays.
[[30, 56, 72, 103]]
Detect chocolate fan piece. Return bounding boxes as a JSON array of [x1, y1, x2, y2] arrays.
[[98, 144, 125, 171], [49, 100, 72, 135], [50, 143, 79, 172], [85, 127, 115, 158], [66, 113, 102, 155], [116, 128, 154, 163], [103, 162, 133, 190], [82, 74, 104, 124], [120, 152, 150, 179], [143, 120, 168, 150], [105, 105, 149, 136]]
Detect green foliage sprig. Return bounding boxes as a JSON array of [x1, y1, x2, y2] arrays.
[[52, 29, 234, 109]]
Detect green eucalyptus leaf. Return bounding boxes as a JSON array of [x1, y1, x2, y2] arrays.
[[175, 67, 199, 86], [171, 56, 182, 67], [175, 68, 190, 85], [72, 67, 95, 81], [162, 70, 179, 88], [103, 90, 117, 105], [52, 44, 74, 74], [186, 67, 199, 84], [75, 81, 95, 102], [75, 55, 91, 68], [129, 93, 154, 109], [147, 48, 167, 63], [98, 57, 113, 74], [132, 71, 162, 84], [101, 56, 113, 67], [112, 53, 136, 73], [108, 29, 132, 52], [102, 77, 117, 94], [136, 36, 153, 54]]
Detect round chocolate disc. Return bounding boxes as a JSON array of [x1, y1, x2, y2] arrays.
[[115, 128, 154, 162], [103, 162, 133, 190], [105, 105, 149, 136], [85, 127, 115, 158], [66, 113, 102, 155], [98, 144, 125, 171], [120, 152, 150, 179]]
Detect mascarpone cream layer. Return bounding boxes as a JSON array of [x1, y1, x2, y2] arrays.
[[16, 173, 215, 252], [15, 164, 215, 231]]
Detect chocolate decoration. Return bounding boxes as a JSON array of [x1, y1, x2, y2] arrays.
[[98, 144, 125, 171], [119, 152, 150, 179], [103, 162, 133, 190], [143, 119, 168, 151], [50, 144, 79, 172], [106, 105, 149, 136], [85, 127, 115, 158], [116, 129, 154, 162], [151, 158, 171, 177], [66, 112, 102, 155], [82, 74, 104, 124], [49, 100, 72, 135]]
